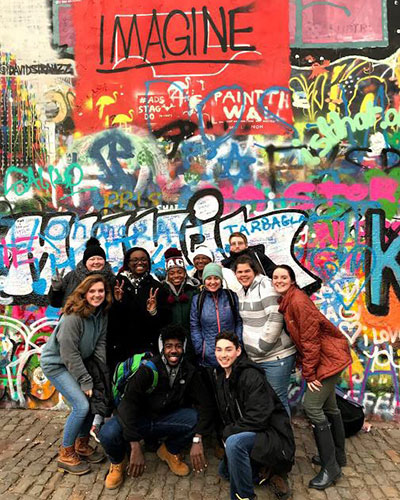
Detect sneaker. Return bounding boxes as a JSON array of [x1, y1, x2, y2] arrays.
[[90, 424, 101, 443]]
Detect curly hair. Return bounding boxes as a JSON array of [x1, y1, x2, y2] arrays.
[[63, 274, 112, 318]]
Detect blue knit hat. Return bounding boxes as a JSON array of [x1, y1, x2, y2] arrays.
[[202, 263, 223, 283]]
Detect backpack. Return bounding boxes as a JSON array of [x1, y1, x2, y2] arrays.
[[197, 288, 238, 323], [112, 352, 158, 406], [335, 387, 365, 437]]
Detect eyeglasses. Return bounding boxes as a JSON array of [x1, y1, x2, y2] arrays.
[[129, 258, 148, 264]]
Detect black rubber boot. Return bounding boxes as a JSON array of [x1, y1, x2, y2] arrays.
[[309, 421, 341, 490], [312, 413, 347, 467]]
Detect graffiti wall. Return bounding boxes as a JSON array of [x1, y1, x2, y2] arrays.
[[0, 0, 399, 419]]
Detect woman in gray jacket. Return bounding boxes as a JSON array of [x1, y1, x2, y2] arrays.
[[41, 274, 112, 475]]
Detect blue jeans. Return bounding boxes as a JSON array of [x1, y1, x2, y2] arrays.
[[258, 353, 296, 415], [46, 370, 93, 447], [220, 432, 257, 500], [99, 408, 198, 464]]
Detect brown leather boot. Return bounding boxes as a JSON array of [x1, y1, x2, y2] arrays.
[[57, 445, 91, 475], [156, 443, 189, 476], [105, 458, 127, 489], [75, 436, 105, 464]]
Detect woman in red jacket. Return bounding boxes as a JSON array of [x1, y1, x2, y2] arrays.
[[272, 265, 352, 491]]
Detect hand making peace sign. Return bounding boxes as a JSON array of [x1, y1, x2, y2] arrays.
[[114, 279, 124, 302], [146, 287, 159, 313]]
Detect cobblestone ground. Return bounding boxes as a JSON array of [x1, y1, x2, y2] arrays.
[[1, 409, 400, 500]]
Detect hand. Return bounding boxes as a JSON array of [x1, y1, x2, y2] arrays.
[[146, 287, 159, 313], [114, 279, 124, 302], [307, 380, 322, 392], [84, 389, 93, 398], [51, 268, 65, 290], [190, 442, 207, 473], [128, 442, 146, 477]]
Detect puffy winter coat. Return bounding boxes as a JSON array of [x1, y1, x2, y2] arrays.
[[278, 285, 352, 382], [190, 289, 243, 367]]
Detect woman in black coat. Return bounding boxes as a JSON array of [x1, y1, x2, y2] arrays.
[[107, 247, 171, 369]]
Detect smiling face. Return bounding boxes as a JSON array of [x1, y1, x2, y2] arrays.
[[85, 281, 106, 307], [215, 339, 241, 373], [204, 275, 222, 293], [235, 263, 256, 288], [163, 338, 184, 367], [272, 268, 295, 295], [230, 236, 247, 254], [193, 254, 212, 272], [128, 250, 149, 276], [86, 256, 106, 272], [168, 267, 186, 287]]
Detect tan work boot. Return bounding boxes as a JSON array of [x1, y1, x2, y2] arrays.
[[156, 443, 189, 476], [75, 436, 105, 463], [105, 458, 127, 489], [57, 445, 91, 475]]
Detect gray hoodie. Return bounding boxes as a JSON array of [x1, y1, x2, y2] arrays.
[[40, 309, 107, 391]]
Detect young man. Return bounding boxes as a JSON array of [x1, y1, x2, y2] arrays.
[[99, 325, 213, 489], [213, 331, 295, 500], [221, 232, 276, 279]]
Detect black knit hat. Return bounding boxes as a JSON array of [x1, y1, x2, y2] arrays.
[[83, 237, 106, 266]]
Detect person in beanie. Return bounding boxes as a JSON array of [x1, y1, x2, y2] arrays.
[[162, 248, 199, 361], [41, 275, 112, 475], [190, 263, 242, 368], [189, 245, 214, 282], [48, 237, 115, 308], [107, 247, 171, 368]]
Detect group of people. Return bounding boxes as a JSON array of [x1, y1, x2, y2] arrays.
[[40, 233, 352, 500]]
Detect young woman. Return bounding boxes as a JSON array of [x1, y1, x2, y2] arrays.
[[41, 274, 112, 475], [272, 265, 352, 491], [48, 237, 115, 308], [190, 263, 242, 367], [107, 247, 170, 368], [234, 255, 296, 415]]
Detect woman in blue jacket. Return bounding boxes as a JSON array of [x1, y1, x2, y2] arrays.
[[190, 263, 243, 367], [41, 274, 112, 475]]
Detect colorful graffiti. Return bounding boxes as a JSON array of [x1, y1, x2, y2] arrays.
[[0, 0, 399, 419]]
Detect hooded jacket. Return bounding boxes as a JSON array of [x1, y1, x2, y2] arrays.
[[107, 248, 171, 368], [40, 308, 107, 391], [237, 274, 296, 363], [213, 356, 295, 473], [48, 261, 116, 308], [190, 289, 243, 367], [116, 355, 215, 442], [278, 285, 352, 382], [221, 244, 276, 278]]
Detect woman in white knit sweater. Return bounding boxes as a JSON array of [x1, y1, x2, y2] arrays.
[[234, 255, 296, 415]]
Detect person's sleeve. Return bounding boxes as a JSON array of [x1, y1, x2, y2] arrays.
[[223, 371, 272, 439], [152, 284, 172, 327], [188, 371, 217, 436], [258, 285, 284, 353], [233, 293, 243, 343], [290, 296, 321, 382], [57, 315, 93, 391], [93, 315, 107, 365], [48, 272, 70, 308], [190, 295, 203, 357], [116, 366, 155, 442]]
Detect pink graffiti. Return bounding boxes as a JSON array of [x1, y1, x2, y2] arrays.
[[219, 181, 267, 214]]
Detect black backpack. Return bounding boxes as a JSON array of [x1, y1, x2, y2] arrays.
[[335, 387, 365, 437]]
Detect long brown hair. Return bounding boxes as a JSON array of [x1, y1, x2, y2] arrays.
[[63, 274, 112, 318]]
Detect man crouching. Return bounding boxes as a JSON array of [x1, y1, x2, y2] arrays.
[[99, 324, 213, 489], [214, 331, 295, 500]]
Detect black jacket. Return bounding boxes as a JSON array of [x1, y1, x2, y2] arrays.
[[107, 273, 171, 369], [221, 245, 276, 278], [213, 357, 295, 474], [116, 355, 214, 442], [84, 356, 113, 418]]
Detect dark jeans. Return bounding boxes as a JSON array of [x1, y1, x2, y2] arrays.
[[99, 408, 198, 464], [218, 432, 257, 500]]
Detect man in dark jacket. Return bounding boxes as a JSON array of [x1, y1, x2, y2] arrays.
[[221, 232, 276, 278], [213, 331, 295, 500], [99, 325, 214, 489]]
